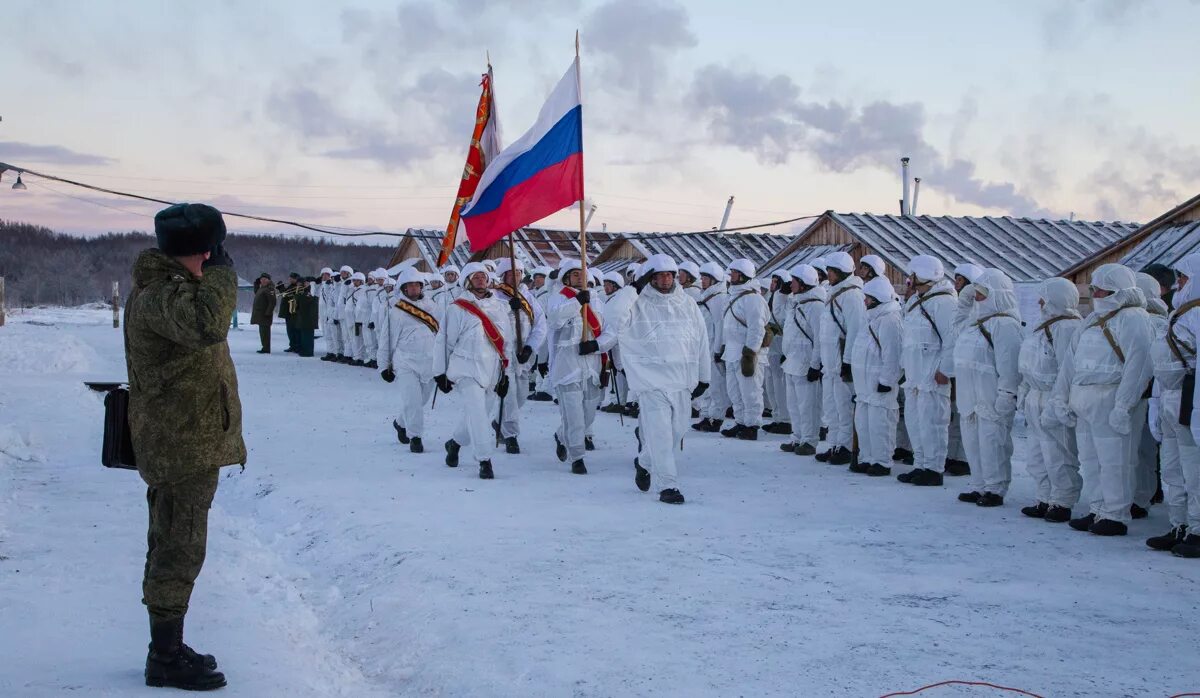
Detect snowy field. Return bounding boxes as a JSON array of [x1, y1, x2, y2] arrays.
[[1, 306, 1198, 698]]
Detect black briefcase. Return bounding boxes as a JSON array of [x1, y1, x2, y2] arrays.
[[102, 388, 138, 470]]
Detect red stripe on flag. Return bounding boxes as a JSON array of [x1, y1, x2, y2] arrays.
[[462, 152, 583, 252]]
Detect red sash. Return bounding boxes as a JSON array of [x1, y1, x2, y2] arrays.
[[452, 298, 508, 369], [560, 286, 602, 337]]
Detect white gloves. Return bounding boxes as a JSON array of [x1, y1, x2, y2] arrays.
[[995, 391, 1018, 419], [1109, 407, 1132, 436], [1148, 397, 1162, 443]]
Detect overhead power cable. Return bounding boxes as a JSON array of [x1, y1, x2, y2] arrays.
[[1, 161, 819, 240]]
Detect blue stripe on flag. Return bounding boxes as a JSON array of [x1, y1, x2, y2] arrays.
[[463, 105, 582, 219]]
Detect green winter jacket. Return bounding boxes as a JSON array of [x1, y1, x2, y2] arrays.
[[124, 249, 247, 486]]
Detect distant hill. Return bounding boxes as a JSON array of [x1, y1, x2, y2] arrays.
[[0, 220, 395, 310]]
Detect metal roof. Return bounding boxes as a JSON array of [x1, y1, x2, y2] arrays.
[[761, 243, 856, 275], [593, 232, 793, 274], [393, 227, 624, 270], [824, 213, 1139, 283], [1120, 221, 1200, 271]]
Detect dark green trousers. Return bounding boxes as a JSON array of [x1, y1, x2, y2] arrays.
[[143, 469, 219, 622]]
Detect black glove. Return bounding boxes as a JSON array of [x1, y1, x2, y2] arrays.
[[333, 319, 340, 326], [435, 374, 454, 394], [355, 322, 362, 337], [380, 368, 396, 383], [518, 345, 533, 364], [537, 362, 549, 378], [779, 355, 786, 365], [876, 383, 892, 393], [840, 363, 853, 382], [509, 297, 523, 312], [575, 290, 591, 306], [202, 243, 233, 269], [691, 382, 709, 399], [806, 367, 822, 383], [368, 322, 375, 330], [495, 374, 510, 398], [579, 339, 599, 355]]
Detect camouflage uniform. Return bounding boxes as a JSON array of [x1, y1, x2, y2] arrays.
[[124, 248, 246, 622]]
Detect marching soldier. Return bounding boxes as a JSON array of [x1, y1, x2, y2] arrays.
[[435, 262, 515, 480], [379, 267, 439, 454], [493, 257, 548, 454]]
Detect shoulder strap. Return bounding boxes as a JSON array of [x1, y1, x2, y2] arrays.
[[452, 299, 508, 369], [909, 289, 951, 346], [1090, 305, 1138, 364], [395, 299, 440, 334], [828, 286, 853, 337], [723, 289, 757, 327], [973, 312, 1013, 350], [1034, 315, 1074, 346], [869, 325, 882, 351], [1167, 299, 1200, 364]]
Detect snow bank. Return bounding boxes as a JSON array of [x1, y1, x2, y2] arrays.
[[0, 424, 45, 463]]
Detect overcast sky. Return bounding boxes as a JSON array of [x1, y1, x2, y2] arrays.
[[2, 0, 1198, 242]]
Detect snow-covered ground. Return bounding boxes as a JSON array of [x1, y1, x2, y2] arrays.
[[1, 306, 1197, 697]]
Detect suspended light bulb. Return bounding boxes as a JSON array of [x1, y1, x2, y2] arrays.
[[12, 173, 27, 190]]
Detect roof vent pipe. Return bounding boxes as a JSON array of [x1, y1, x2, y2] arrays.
[[719, 195, 735, 231], [911, 177, 921, 216], [900, 157, 911, 216]]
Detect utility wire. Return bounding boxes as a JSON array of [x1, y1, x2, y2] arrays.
[[1, 161, 820, 240]]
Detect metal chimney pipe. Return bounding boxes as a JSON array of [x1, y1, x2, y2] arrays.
[[900, 157, 911, 216], [584, 204, 597, 231], [911, 177, 921, 216], [719, 195, 735, 230]]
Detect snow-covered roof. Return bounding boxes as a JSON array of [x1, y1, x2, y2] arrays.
[[761, 243, 855, 275], [1120, 221, 1200, 271], [590, 232, 794, 274], [766, 212, 1140, 283]]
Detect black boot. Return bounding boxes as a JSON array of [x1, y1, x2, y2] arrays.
[[691, 418, 712, 432], [1172, 534, 1200, 558], [1021, 502, 1049, 519], [554, 434, 567, 462], [145, 618, 226, 691], [897, 468, 919, 483], [779, 442, 795, 453], [958, 491, 981, 504], [1089, 518, 1127, 536], [848, 461, 871, 474], [1130, 504, 1149, 519], [505, 436, 520, 454], [571, 459, 588, 475], [321, 353, 335, 361], [1043, 505, 1072, 523], [366, 359, 378, 369], [793, 443, 817, 456], [720, 424, 743, 439], [1147, 525, 1188, 551], [444, 440, 460, 468], [763, 422, 792, 435], [726, 407, 735, 420], [944, 459, 970, 476], [737, 426, 758, 441], [409, 437, 423, 454], [908, 468, 944, 487], [892, 447, 914, 465], [634, 458, 651, 492], [976, 492, 1004, 507], [829, 447, 852, 465], [866, 463, 891, 477], [479, 460, 494, 479], [585, 436, 595, 451], [815, 448, 833, 463], [691, 407, 700, 419], [1068, 513, 1096, 531], [393, 420, 410, 444], [659, 488, 685, 504]]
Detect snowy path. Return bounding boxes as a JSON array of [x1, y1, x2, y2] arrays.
[[1, 307, 1198, 697]]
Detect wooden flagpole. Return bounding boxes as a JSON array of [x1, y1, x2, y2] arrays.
[[575, 31, 592, 341]]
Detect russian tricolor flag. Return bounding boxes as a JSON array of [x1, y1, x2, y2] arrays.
[[460, 59, 583, 251]]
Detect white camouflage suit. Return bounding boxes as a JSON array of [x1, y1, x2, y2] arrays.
[[765, 272, 792, 425], [1168, 254, 1200, 534], [1053, 264, 1155, 525], [697, 276, 731, 423], [720, 278, 770, 429], [900, 260, 958, 476], [547, 276, 616, 463], [850, 278, 903, 467], [819, 273, 866, 452], [781, 267, 825, 449], [619, 275, 711, 493], [494, 276, 548, 442], [377, 282, 438, 440], [1018, 278, 1083, 508], [953, 269, 1023, 497], [433, 289, 515, 466]]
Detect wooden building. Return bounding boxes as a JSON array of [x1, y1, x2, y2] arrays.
[[1063, 193, 1200, 287]]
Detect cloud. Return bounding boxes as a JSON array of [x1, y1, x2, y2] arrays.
[[586, 0, 696, 99], [688, 64, 1047, 215], [0, 141, 116, 167]]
